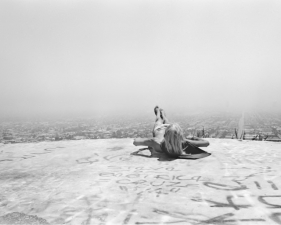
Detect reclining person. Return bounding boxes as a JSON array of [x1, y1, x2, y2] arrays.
[[133, 106, 210, 159]]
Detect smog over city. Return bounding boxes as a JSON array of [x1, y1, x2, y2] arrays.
[[1, 0, 281, 121], [1, 0, 281, 145]]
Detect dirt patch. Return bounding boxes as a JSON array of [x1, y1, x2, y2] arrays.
[[107, 146, 124, 151], [0, 212, 49, 224]]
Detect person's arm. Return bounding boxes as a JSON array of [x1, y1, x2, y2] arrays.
[[133, 138, 163, 153], [179, 152, 210, 159], [133, 138, 154, 147], [130, 147, 151, 157], [185, 137, 210, 147]]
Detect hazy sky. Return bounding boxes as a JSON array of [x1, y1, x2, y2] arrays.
[[1, 0, 281, 118]]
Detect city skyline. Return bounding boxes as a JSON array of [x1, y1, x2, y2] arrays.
[[1, 111, 281, 144]]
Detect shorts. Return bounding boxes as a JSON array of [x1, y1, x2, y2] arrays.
[[154, 124, 170, 131], [154, 124, 170, 137]]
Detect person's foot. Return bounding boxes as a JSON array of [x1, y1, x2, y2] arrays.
[[160, 108, 166, 119], [154, 106, 160, 115]]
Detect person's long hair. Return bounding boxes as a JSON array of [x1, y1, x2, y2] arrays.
[[164, 123, 185, 156]]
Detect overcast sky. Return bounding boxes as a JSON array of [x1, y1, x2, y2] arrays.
[[1, 0, 281, 119]]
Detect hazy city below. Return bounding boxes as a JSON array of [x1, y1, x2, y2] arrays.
[[1, 110, 281, 144], [1, 1, 281, 145]]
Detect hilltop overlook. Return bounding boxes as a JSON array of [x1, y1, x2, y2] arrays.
[[0, 138, 281, 224]]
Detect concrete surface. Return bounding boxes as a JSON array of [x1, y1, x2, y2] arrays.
[[0, 138, 281, 225]]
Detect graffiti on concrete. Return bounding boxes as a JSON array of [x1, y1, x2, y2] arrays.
[[1, 140, 281, 224]]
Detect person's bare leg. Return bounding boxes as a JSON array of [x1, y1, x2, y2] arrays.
[[152, 106, 164, 137], [160, 108, 170, 124], [133, 107, 163, 152], [154, 105, 163, 119]]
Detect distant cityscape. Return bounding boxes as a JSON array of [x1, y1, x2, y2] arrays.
[[1, 112, 281, 144]]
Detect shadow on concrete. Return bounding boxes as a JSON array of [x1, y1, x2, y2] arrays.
[[131, 148, 210, 161]]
